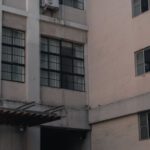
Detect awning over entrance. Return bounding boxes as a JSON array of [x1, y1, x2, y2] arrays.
[[0, 99, 65, 127]]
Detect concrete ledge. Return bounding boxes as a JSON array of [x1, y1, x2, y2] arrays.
[[44, 108, 90, 130], [0, 5, 88, 31], [89, 92, 150, 124], [40, 15, 88, 31], [2, 5, 28, 16]]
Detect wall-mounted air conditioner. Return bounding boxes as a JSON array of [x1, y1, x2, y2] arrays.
[[41, 0, 59, 10]]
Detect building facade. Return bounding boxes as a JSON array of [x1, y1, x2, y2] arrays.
[[88, 0, 150, 150], [0, 0, 90, 150]]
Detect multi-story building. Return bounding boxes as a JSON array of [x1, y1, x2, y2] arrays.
[[0, 0, 90, 150], [88, 0, 150, 150]]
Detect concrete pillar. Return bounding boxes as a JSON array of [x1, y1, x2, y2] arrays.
[[26, 127, 40, 150], [26, 0, 40, 102], [0, 0, 3, 97]]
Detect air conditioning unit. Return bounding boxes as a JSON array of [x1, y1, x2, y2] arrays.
[[41, 0, 59, 10]]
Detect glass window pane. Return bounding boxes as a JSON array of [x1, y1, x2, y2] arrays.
[[13, 30, 25, 46], [74, 44, 84, 58], [41, 78, 49, 86], [13, 47, 25, 57], [136, 51, 144, 64], [13, 56, 24, 64], [141, 0, 148, 12], [49, 55, 60, 70], [61, 57, 73, 73], [144, 49, 150, 73], [41, 70, 49, 86], [2, 28, 12, 44], [133, 0, 141, 16], [137, 64, 145, 75], [61, 41, 73, 56], [62, 74, 74, 90], [2, 72, 11, 80], [49, 39, 60, 54], [74, 60, 84, 74], [2, 64, 11, 72], [74, 76, 85, 91], [41, 53, 48, 69], [12, 74, 24, 82], [41, 38, 48, 52], [12, 65, 24, 74], [49, 72, 60, 87]]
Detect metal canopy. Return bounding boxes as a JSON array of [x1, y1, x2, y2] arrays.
[[0, 99, 65, 127]]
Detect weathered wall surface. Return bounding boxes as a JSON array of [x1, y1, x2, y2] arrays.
[[88, 0, 150, 107], [92, 115, 150, 150]]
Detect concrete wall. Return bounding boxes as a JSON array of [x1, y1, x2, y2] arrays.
[[3, 0, 26, 10], [92, 114, 150, 150], [87, 0, 150, 108], [0, 125, 26, 150]]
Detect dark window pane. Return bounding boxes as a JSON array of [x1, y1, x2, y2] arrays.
[[141, 0, 149, 12], [62, 74, 74, 90], [41, 38, 48, 52], [61, 41, 73, 57], [139, 113, 149, 140], [61, 57, 73, 73], [144, 49, 150, 72], [41, 53, 49, 69]]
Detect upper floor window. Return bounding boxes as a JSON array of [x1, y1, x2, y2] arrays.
[[139, 111, 150, 140], [40, 37, 85, 91], [132, 0, 150, 17], [2, 27, 25, 82], [135, 47, 150, 75], [60, 0, 84, 10]]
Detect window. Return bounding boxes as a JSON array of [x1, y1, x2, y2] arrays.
[[132, 0, 150, 17], [41, 37, 85, 91], [139, 111, 150, 140], [135, 47, 150, 75], [2, 27, 25, 82], [59, 0, 84, 10]]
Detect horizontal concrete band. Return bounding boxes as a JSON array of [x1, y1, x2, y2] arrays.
[[89, 92, 150, 124], [1, 5, 88, 31]]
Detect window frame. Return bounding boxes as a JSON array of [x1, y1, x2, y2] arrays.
[[132, 0, 150, 17], [40, 36, 85, 92], [59, 0, 84, 10], [139, 111, 150, 140], [2, 27, 26, 83], [135, 46, 150, 76]]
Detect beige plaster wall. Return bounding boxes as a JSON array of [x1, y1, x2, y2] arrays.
[[41, 5, 87, 25], [92, 114, 150, 150], [2, 12, 26, 30], [3, 0, 26, 10], [88, 0, 150, 107], [40, 21, 87, 43], [41, 87, 86, 107]]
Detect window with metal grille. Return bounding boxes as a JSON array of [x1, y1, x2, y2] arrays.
[[135, 47, 150, 75], [59, 0, 84, 10], [40, 37, 85, 91], [132, 0, 149, 17], [139, 112, 150, 140], [2, 27, 25, 82]]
